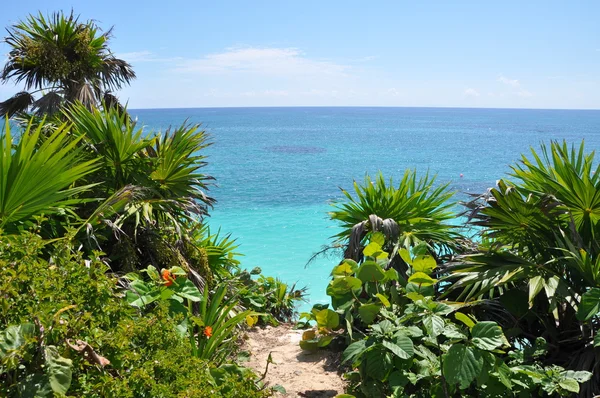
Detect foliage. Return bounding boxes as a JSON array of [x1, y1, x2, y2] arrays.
[[0, 11, 134, 117], [329, 171, 460, 261], [237, 267, 307, 325], [446, 141, 600, 395], [0, 119, 98, 232], [0, 232, 271, 397]]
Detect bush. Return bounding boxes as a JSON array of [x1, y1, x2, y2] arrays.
[[0, 231, 270, 397]]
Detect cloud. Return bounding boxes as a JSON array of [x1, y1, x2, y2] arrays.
[[387, 88, 400, 97], [464, 88, 480, 97], [498, 75, 521, 88], [172, 47, 349, 77], [498, 75, 533, 98]]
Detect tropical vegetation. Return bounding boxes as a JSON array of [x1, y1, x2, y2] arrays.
[[301, 143, 600, 397], [0, 11, 303, 397]]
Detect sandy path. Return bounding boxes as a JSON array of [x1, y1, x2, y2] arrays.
[[243, 324, 346, 397]]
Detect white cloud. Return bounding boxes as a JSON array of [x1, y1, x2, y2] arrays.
[[172, 47, 349, 77], [498, 75, 533, 98], [498, 75, 521, 88], [464, 88, 480, 97], [387, 88, 400, 97]]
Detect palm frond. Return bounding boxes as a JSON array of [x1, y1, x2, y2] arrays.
[[0, 92, 34, 117]]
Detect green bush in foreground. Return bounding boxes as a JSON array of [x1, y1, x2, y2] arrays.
[[0, 231, 270, 397]]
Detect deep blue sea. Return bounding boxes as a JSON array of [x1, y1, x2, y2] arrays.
[[130, 107, 600, 311]]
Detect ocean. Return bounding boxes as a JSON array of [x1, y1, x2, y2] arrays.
[[130, 107, 600, 311]]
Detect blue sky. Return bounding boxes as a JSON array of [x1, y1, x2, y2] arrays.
[[1, 1, 599, 109]]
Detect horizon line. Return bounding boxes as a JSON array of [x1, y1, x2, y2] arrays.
[[128, 105, 600, 112]]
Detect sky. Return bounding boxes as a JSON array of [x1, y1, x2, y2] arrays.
[[1, 1, 599, 109]]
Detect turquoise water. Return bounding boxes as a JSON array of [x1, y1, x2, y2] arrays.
[[130, 107, 600, 311]]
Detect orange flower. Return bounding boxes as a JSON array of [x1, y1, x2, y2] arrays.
[[203, 326, 213, 338], [162, 269, 175, 286]]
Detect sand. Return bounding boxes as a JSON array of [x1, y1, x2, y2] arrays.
[[243, 324, 346, 397]]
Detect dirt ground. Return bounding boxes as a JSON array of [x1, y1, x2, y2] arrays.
[[243, 324, 346, 397]]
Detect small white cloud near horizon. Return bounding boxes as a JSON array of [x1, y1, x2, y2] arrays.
[[172, 47, 350, 78], [387, 88, 400, 97], [464, 88, 480, 97], [498, 75, 533, 98], [498, 75, 521, 88]]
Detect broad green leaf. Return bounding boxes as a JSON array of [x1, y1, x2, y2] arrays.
[[595, 334, 600, 347], [382, 335, 414, 359], [562, 370, 592, 383], [173, 279, 202, 302], [371, 232, 385, 246], [358, 303, 381, 325], [376, 293, 391, 307], [423, 315, 445, 337], [528, 275, 544, 308], [558, 378, 580, 393], [363, 242, 383, 257], [406, 292, 425, 302], [299, 339, 319, 351], [342, 339, 368, 364], [326, 276, 362, 297], [412, 255, 436, 274], [384, 268, 399, 282], [576, 288, 600, 321], [471, 322, 505, 351], [45, 346, 72, 395], [443, 344, 483, 389], [331, 262, 357, 277], [399, 248, 412, 265], [316, 309, 339, 329], [318, 335, 334, 347], [145, 265, 160, 280], [455, 312, 476, 328], [365, 348, 392, 381], [356, 261, 386, 282], [408, 271, 437, 286], [0, 323, 35, 356]]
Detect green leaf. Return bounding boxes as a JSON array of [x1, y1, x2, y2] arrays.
[[594, 334, 600, 347], [408, 271, 437, 286], [363, 242, 382, 257], [423, 315, 445, 337], [342, 339, 368, 364], [528, 275, 544, 308], [44, 346, 72, 395], [576, 288, 600, 321], [399, 248, 412, 265], [358, 303, 381, 325], [558, 378, 580, 393], [365, 348, 392, 381], [443, 344, 483, 389], [145, 265, 160, 280], [315, 309, 339, 329], [331, 261, 358, 277], [356, 261, 386, 282], [371, 232, 385, 246], [317, 335, 334, 348], [471, 322, 505, 351], [412, 255, 436, 274], [173, 279, 202, 302], [382, 335, 414, 359], [0, 323, 35, 356], [299, 339, 319, 351], [326, 276, 362, 297], [375, 293, 391, 307], [455, 312, 476, 328]]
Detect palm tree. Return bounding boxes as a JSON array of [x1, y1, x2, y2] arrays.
[[444, 141, 600, 396], [0, 11, 135, 118]]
